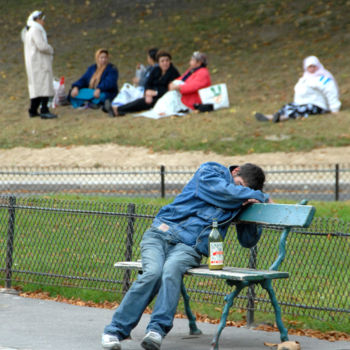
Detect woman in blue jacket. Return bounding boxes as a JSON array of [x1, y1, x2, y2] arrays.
[[69, 49, 118, 109]]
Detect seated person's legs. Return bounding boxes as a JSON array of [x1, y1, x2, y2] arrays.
[[103, 229, 166, 341], [146, 242, 201, 337], [110, 98, 155, 117], [69, 88, 95, 108]]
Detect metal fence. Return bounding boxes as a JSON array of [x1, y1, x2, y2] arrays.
[[0, 164, 349, 201], [0, 196, 349, 323]]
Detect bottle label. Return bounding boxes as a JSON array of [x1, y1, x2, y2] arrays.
[[209, 242, 224, 265]]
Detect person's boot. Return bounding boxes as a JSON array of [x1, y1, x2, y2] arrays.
[[272, 112, 281, 123], [28, 109, 40, 118], [40, 112, 58, 119], [40, 109, 58, 119], [255, 113, 270, 122]]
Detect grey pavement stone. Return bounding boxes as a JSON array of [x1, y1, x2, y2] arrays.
[[0, 293, 349, 350]]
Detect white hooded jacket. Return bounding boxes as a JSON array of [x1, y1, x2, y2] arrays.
[[293, 56, 341, 113], [23, 11, 54, 99]]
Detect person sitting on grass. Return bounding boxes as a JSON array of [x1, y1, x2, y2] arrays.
[[107, 50, 180, 117], [167, 51, 211, 111], [255, 55, 341, 122], [68, 49, 118, 109], [141, 51, 212, 118], [108, 48, 158, 109], [133, 47, 159, 88], [101, 161, 271, 350]]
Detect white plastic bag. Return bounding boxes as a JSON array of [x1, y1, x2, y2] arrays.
[[52, 76, 66, 108], [152, 90, 188, 116], [198, 83, 230, 110], [134, 90, 188, 119], [112, 83, 144, 107]]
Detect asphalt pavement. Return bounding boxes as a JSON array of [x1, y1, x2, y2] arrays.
[[0, 291, 349, 350]]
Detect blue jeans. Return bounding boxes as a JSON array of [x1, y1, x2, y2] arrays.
[[104, 227, 201, 339], [69, 88, 106, 108]]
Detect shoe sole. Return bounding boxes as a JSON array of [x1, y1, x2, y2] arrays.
[[255, 113, 269, 122], [101, 343, 121, 350], [141, 338, 160, 350]]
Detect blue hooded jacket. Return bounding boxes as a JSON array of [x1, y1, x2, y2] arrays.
[[152, 162, 269, 256]]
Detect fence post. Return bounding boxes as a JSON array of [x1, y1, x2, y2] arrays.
[[247, 245, 257, 327], [122, 203, 135, 293], [160, 165, 165, 198], [335, 164, 339, 201], [5, 196, 16, 289]]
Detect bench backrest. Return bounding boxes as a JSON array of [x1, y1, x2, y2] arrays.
[[236, 201, 316, 271], [237, 202, 315, 228]]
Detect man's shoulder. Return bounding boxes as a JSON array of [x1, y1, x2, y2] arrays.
[[200, 161, 227, 169], [198, 162, 230, 177]]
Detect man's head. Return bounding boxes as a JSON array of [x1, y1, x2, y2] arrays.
[[230, 163, 266, 191]]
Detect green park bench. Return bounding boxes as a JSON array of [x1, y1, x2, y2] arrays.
[[115, 200, 315, 349]]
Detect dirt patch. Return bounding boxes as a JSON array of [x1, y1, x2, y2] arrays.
[[0, 144, 347, 167]]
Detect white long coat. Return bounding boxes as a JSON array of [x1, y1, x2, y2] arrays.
[[24, 22, 54, 98]]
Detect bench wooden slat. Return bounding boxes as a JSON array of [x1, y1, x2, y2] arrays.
[[114, 261, 289, 281], [238, 203, 315, 227]]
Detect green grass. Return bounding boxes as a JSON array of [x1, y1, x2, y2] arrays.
[[1, 0, 350, 154]]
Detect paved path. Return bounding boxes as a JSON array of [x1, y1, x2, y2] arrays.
[[0, 292, 349, 350]]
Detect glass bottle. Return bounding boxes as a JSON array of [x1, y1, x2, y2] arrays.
[[208, 219, 224, 270]]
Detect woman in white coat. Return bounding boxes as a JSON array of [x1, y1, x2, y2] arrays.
[[23, 10, 57, 119], [255, 56, 341, 122]]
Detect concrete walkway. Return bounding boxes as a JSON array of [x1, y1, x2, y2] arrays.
[[0, 292, 349, 350]]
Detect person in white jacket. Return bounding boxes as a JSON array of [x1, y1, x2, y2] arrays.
[[255, 56, 341, 122], [22, 10, 57, 119]]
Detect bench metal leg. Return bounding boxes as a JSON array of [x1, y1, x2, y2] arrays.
[[210, 282, 245, 350], [261, 279, 289, 342], [181, 281, 202, 335]]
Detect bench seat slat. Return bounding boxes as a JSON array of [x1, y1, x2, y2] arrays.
[[238, 203, 315, 227], [114, 262, 289, 281]]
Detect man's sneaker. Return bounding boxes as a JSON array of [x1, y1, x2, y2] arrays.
[[141, 331, 162, 350], [101, 333, 121, 350]]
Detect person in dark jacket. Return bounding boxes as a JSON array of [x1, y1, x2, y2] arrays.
[[68, 49, 118, 109], [101, 162, 271, 350], [108, 50, 180, 117]]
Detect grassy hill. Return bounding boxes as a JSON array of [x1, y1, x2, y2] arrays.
[[1, 0, 350, 155]]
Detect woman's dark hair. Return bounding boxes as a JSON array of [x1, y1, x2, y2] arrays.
[[148, 48, 158, 62], [237, 163, 266, 191], [156, 50, 172, 62]]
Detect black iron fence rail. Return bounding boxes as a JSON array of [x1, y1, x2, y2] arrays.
[[0, 164, 349, 201], [0, 196, 349, 324]]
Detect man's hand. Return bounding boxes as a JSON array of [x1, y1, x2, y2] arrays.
[[242, 198, 261, 206]]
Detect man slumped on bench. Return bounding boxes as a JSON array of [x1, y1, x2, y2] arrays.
[[102, 162, 271, 350]]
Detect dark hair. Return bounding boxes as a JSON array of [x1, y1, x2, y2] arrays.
[[237, 163, 266, 191], [148, 48, 158, 62], [156, 50, 172, 62]]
